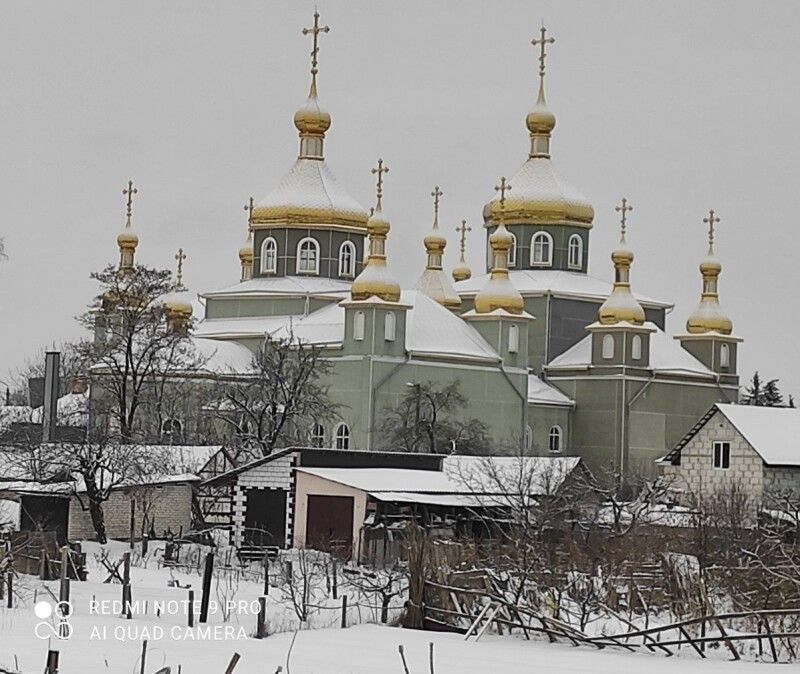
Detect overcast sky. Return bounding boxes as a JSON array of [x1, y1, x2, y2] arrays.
[[0, 1, 798, 399]]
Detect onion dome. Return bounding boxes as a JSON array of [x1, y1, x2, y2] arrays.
[[483, 28, 594, 229], [117, 180, 139, 273], [351, 160, 401, 303], [474, 179, 524, 314], [452, 219, 473, 282], [163, 248, 193, 333], [415, 186, 461, 309], [686, 210, 733, 335], [598, 199, 645, 325]]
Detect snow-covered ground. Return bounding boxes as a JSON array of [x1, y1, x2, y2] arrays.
[[0, 540, 778, 673]]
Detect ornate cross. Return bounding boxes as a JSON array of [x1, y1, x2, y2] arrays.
[[431, 185, 443, 228], [371, 158, 389, 210], [703, 209, 720, 248], [531, 25, 555, 81], [456, 219, 472, 256], [123, 179, 138, 225], [302, 10, 330, 80], [494, 177, 511, 211], [615, 197, 633, 238], [243, 196, 255, 228], [175, 248, 186, 288]]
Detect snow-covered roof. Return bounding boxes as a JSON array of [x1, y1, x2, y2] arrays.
[[190, 338, 256, 374], [0, 480, 72, 495], [455, 270, 671, 309], [202, 276, 352, 300], [251, 158, 369, 229], [29, 392, 89, 427], [714, 404, 800, 466], [527, 375, 575, 407], [547, 324, 715, 378], [194, 315, 301, 341]]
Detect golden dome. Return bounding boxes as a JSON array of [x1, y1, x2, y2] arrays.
[[423, 232, 447, 252], [474, 223, 524, 314], [452, 263, 471, 282], [351, 208, 401, 303], [526, 88, 556, 135], [117, 227, 138, 249], [239, 231, 254, 263], [598, 210, 645, 326], [685, 254, 733, 335], [163, 290, 193, 321], [294, 93, 331, 136]]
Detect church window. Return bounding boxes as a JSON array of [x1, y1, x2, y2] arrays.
[[310, 423, 325, 448], [296, 237, 320, 274], [261, 237, 278, 274], [353, 311, 365, 341], [531, 232, 553, 266], [508, 324, 519, 353], [339, 241, 356, 278], [384, 312, 396, 342], [525, 424, 533, 450], [720, 343, 730, 368], [508, 232, 517, 267], [161, 418, 182, 443], [568, 234, 583, 269], [334, 422, 351, 450], [548, 426, 563, 453], [713, 441, 730, 469], [602, 334, 615, 359], [631, 334, 643, 360]]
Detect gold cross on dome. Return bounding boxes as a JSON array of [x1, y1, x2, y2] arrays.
[[703, 209, 720, 248], [302, 10, 330, 79], [456, 219, 472, 255], [243, 196, 255, 229], [494, 177, 511, 211], [431, 185, 443, 228], [371, 158, 389, 210], [531, 25, 555, 81], [175, 248, 186, 288], [123, 179, 138, 225], [615, 197, 633, 239]]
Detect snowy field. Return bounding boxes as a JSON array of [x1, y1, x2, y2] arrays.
[[0, 540, 779, 673]]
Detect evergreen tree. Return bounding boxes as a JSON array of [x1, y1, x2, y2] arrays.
[[742, 371, 789, 407]]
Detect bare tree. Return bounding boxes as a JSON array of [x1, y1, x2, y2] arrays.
[[213, 335, 337, 457]]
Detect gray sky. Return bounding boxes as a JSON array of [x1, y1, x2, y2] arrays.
[[1, 1, 798, 399]]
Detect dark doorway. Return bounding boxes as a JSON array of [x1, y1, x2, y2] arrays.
[[20, 495, 69, 545], [306, 495, 354, 558], [244, 489, 287, 548]]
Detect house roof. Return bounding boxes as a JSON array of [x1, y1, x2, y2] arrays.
[[662, 403, 800, 466], [527, 375, 574, 407]]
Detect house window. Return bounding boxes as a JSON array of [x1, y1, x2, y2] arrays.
[[720, 343, 730, 368], [568, 234, 583, 269], [713, 441, 731, 469], [384, 312, 396, 342], [161, 418, 182, 443], [310, 423, 325, 448], [631, 334, 643, 360], [531, 232, 553, 266], [339, 241, 356, 278], [602, 334, 615, 359], [296, 237, 320, 274], [508, 232, 517, 267], [353, 311, 365, 341], [508, 323, 519, 353], [548, 426, 563, 453], [334, 422, 350, 450], [261, 237, 278, 274]]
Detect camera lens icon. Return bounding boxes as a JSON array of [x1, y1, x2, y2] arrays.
[[34, 601, 53, 620]]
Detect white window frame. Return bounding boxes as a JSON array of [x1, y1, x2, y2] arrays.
[[720, 343, 730, 368], [310, 423, 325, 448], [508, 323, 519, 353], [334, 422, 350, 450], [261, 237, 278, 274], [712, 441, 731, 469], [338, 241, 356, 278], [531, 232, 553, 266], [602, 334, 615, 359], [548, 426, 563, 453], [384, 311, 396, 342], [508, 232, 517, 267], [353, 311, 365, 341], [296, 237, 320, 275], [631, 334, 643, 360], [568, 234, 583, 269]]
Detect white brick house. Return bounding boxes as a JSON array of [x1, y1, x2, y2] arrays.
[[660, 403, 800, 505]]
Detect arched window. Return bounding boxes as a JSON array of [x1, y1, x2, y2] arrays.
[[334, 422, 350, 450], [310, 423, 325, 448], [296, 237, 320, 274], [261, 237, 278, 274], [568, 234, 583, 269], [161, 418, 182, 443], [602, 334, 615, 359], [353, 311, 365, 341], [631, 334, 643, 360], [338, 241, 356, 278], [720, 343, 730, 368], [548, 426, 563, 453], [508, 323, 519, 353], [384, 312, 396, 342], [531, 232, 553, 266], [508, 232, 517, 267]]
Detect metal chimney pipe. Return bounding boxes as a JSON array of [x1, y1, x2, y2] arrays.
[[42, 351, 60, 443]]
